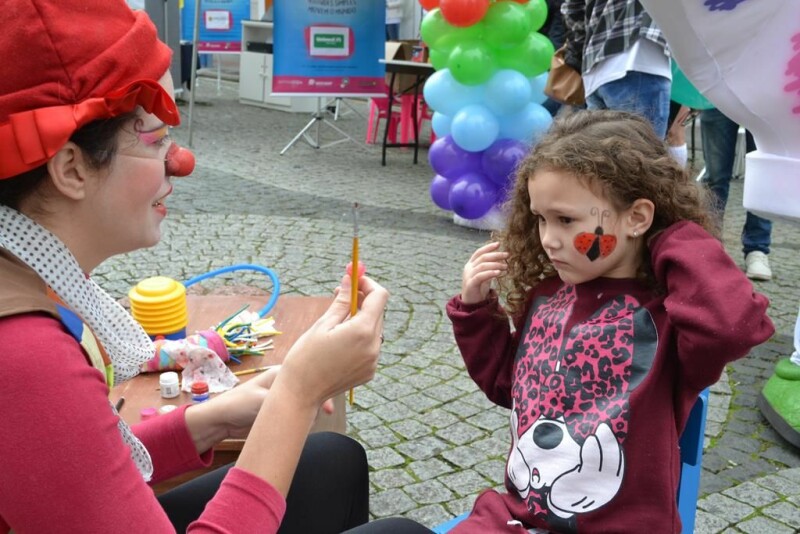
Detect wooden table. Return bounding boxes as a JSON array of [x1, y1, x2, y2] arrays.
[[379, 59, 436, 166], [111, 294, 342, 493]]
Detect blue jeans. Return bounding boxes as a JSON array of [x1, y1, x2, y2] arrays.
[[586, 71, 671, 139], [385, 23, 399, 41], [700, 108, 772, 256]]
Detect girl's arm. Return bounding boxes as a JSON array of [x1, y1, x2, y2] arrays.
[[447, 291, 520, 408], [650, 221, 774, 391]]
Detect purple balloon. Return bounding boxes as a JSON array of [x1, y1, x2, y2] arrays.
[[481, 138, 528, 187], [428, 135, 483, 180], [430, 175, 453, 211], [448, 172, 499, 219]]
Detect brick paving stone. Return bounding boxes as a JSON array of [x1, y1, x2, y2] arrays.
[[370, 488, 418, 518], [410, 458, 455, 481], [435, 422, 486, 446], [371, 468, 416, 490], [438, 470, 492, 497], [694, 509, 731, 534], [761, 501, 800, 530], [722, 482, 780, 508], [406, 479, 455, 504], [736, 516, 796, 534], [698, 494, 755, 524]]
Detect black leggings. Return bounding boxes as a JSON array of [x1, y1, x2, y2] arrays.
[[158, 432, 431, 533]]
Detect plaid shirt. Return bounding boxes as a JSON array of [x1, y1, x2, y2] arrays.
[[561, 0, 669, 74]]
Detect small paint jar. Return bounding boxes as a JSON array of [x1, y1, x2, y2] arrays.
[[140, 407, 159, 422], [159, 372, 180, 399], [191, 381, 210, 403], [159, 405, 178, 415]]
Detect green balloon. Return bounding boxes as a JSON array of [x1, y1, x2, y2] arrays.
[[496, 32, 554, 78], [448, 40, 496, 86], [671, 61, 714, 110], [421, 9, 485, 50], [429, 48, 449, 71], [483, 1, 532, 49], [420, 9, 450, 48], [524, 0, 548, 32]]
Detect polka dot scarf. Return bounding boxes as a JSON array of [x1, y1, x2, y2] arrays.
[[0, 205, 154, 480]]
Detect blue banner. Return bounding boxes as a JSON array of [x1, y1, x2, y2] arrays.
[[272, 0, 385, 97], [181, 0, 250, 52]]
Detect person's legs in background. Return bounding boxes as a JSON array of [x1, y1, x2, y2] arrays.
[[586, 71, 671, 139], [700, 109, 773, 280], [385, 23, 399, 41]]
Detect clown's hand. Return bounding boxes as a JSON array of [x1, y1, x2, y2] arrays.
[[507, 407, 532, 499], [546, 423, 624, 518]]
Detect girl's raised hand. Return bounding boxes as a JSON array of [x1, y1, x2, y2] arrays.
[[461, 242, 508, 305]]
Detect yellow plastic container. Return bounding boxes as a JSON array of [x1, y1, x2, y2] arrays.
[[129, 276, 188, 338]]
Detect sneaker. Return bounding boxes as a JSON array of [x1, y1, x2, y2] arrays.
[[745, 251, 772, 281]]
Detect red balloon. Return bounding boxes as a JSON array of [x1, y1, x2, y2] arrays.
[[440, 0, 490, 27], [419, 0, 441, 10]]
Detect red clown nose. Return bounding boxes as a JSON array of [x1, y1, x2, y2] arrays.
[[165, 143, 195, 177]]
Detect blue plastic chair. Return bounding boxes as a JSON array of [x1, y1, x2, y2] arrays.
[[432, 389, 710, 534]]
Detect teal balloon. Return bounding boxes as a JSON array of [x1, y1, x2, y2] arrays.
[[529, 72, 549, 104], [483, 1, 532, 49], [432, 112, 453, 138], [498, 102, 552, 143], [423, 68, 485, 116], [451, 104, 500, 152], [448, 40, 496, 85], [524, 0, 548, 32], [496, 32, 554, 78], [671, 61, 714, 110], [485, 69, 532, 116]]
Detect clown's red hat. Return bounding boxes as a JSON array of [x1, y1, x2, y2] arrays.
[[0, 0, 180, 180]]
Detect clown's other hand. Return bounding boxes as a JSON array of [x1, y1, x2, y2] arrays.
[[461, 242, 508, 305], [638, 0, 800, 221], [547, 423, 625, 518]]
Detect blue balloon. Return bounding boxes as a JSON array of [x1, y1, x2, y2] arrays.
[[498, 102, 552, 143], [430, 175, 453, 211], [451, 104, 500, 152], [529, 72, 548, 105], [448, 172, 499, 219], [423, 69, 485, 117], [482, 138, 528, 188], [485, 69, 532, 116], [431, 112, 452, 138], [428, 135, 483, 179]]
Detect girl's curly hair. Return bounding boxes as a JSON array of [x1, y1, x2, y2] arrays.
[[495, 109, 719, 318]]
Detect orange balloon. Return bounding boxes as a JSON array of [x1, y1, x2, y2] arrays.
[[419, 0, 441, 10], [440, 0, 490, 27]]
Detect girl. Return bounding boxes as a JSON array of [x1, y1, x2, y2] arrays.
[[447, 110, 774, 533]]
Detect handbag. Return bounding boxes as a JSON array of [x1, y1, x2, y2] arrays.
[[544, 45, 585, 106]]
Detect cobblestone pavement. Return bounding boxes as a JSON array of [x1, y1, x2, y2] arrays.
[[95, 80, 800, 532]]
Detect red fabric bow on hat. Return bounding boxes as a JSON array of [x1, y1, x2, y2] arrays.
[[0, 79, 180, 180]]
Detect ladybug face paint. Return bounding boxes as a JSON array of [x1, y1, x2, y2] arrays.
[[573, 207, 617, 261]]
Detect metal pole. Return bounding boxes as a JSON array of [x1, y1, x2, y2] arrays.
[[187, 0, 201, 147]]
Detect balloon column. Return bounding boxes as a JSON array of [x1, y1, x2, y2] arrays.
[[420, 0, 554, 222]]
